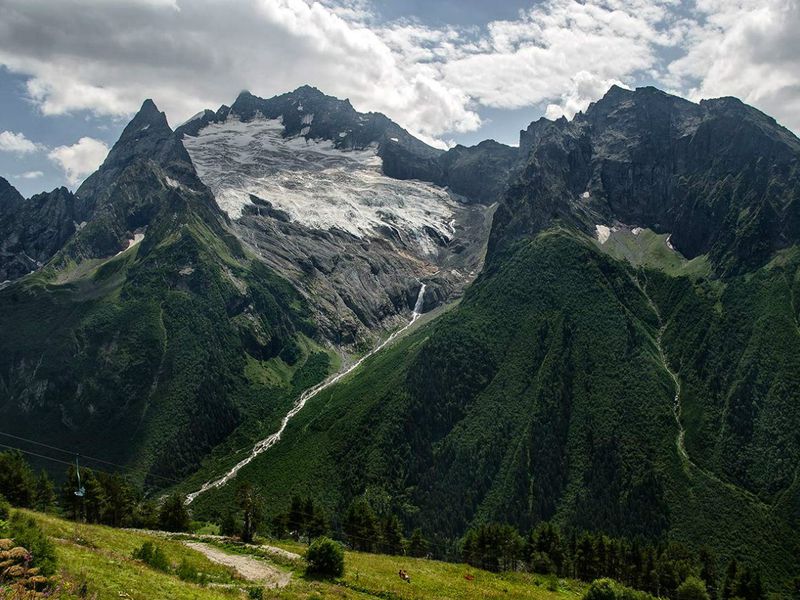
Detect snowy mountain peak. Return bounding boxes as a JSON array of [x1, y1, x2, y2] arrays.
[[182, 112, 457, 255]]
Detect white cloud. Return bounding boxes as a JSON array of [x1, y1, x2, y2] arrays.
[[0, 130, 41, 154], [0, 0, 798, 141], [47, 137, 109, 186], [15, 170, 44, 179], [664, 0, 800, 132]]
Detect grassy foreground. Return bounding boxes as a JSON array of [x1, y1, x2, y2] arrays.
[[13, 510, 585, 600]]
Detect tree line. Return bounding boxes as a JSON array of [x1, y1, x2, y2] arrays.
[[0, 450, 787, 599], [460, 521, 768, 600]]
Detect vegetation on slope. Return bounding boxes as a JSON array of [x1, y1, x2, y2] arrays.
[[0, 194, 325, 485], [188, 229, 799, 594]]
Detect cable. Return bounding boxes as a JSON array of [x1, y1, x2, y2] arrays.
[[0, 430, 181, 485], [0, 441, 178, 487]]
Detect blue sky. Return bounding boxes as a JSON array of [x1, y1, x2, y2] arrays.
[[1, 0, 798, 197]]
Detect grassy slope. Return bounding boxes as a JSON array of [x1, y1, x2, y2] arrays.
[[21, 509, 583, 600]]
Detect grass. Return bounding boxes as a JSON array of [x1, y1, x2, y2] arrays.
[[596, 227, 712, 278], [20, 510, 241, 599], [15, 509, 584, 600]]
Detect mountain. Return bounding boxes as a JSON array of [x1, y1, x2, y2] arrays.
[[180, 87, 800, 593], [492, 85, 800, 274], [0, 179, 78, 282], [176, 86, 515, 344], [1, 84, 799, 593], [0, 88, 516, 481], [0, 99, 324, 481]]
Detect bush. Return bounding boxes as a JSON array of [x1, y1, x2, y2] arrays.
[[305, 536, 344, 578], [0, 495, 10, 520], [132, 541, 170, 572], [176, 558, 206, 584], [585, 579, 618, 600], [584, 578, 658, 600], [8, 511, 57, 576], [678, 576, 711, 600]]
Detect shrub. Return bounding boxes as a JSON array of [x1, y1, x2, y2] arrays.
[[678, 576, 711, 600], [132, 541, 170, 572], [176, 558, 206, 584], [585, 579, 618, 600], [305, 536, 344, 578], [584, 578, 658, 600], [8, 511, 57, 576], [0, 494, 10, 520]]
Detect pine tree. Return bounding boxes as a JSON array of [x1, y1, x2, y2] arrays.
[[219, 511, 239, 537], [344, 498, 379, 552], [236, 482, 263, 543], [158, 493, 190, 532], [287, 494, 305, 541], [407, 528, 428, 558], [722, 559, 739, 600], [34, 470, 55, 512], [381, 514, 405, 555], [698, 546, 718, 600], [0, 450, 36, 507]]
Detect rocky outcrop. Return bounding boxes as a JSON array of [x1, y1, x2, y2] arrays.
[[492, 85, 800, 274], [0, 179, 78, 282]]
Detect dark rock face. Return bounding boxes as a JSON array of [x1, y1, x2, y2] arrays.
[[63, 99, 223, 262], [0, 179, 78, 282], [492, 85, 800, 273]]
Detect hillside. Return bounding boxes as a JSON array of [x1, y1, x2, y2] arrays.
[[7, 509, 585, 600], [186, 228, 800, 593]]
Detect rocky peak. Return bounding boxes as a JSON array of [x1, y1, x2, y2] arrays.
[[0, 176, 24, 216]]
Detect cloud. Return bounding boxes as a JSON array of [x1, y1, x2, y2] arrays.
[[0, 0, 798, 141], [0, 130, 41, 154], [664, 0, 800, 132], [47, 137, 109, 186], [15, 170, 44, 179]]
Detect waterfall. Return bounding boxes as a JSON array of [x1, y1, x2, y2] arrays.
[[186, 281, 427, 504]]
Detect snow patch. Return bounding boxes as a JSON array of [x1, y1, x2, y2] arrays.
[[300, 126, 311, 136], [582, 191, 590, 199], [390, 137, 399, 142], [301, 113, 314, 125], [164, 176, 181, 189], [666, 234, 675, 251], [338, 131, 347, 138], [114, 232, 145, 257], [632, 227, 643, 235], [183, 114, 457, 255], [596, 224, 612, 244]]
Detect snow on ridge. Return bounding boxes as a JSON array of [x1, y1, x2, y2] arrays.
[[182, 114, 456, 255]]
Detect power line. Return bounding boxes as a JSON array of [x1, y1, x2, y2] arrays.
[[0, 430, 181, 485]]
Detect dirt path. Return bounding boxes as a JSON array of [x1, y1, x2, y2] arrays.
[[184, 542, 291, 588]]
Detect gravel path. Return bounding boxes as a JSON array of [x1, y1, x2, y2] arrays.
[[184, 542, 291, 588]]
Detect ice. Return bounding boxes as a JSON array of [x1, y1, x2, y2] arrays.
[[183, 114, 457, 255]]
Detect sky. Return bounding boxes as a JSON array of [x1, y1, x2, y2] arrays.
[[0, 0, 799, 196]]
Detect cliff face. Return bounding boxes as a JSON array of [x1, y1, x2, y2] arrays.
[[492, 86, 800, 274]]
